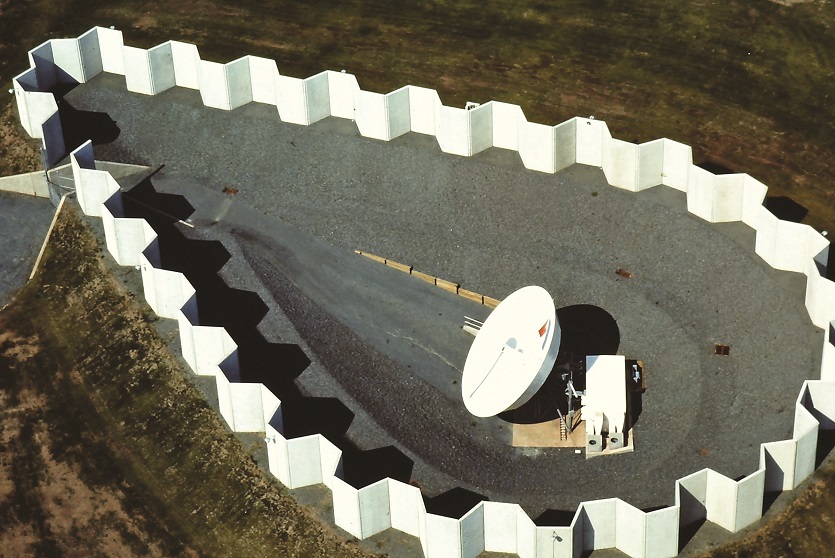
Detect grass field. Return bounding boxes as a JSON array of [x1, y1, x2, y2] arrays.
[[2, 0, 835, 556], [0, 205, 377, 557]]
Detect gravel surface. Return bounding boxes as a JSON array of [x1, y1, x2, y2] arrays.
[[0, 191, 55, 308], [64, 74, 823, 517]]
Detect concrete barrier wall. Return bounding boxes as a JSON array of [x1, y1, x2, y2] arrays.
[[0, 171, 49, 197], [408, 85, 441, 135], [123, 46, 155, 95], [199, 60, 231, 110], [326, 70, 359, 119], [15, 28, 835, 558], [248, 56, 280, 105], [170, 41, 201, 89], [227, 57, 254, 110]]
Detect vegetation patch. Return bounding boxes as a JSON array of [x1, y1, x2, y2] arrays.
[[0, 205, 375, 557]]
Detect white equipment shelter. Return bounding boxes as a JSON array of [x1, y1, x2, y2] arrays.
[[583, 354, 627, 451]]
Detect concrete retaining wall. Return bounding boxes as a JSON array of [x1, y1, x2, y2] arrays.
[[13, 28, 835, 558]]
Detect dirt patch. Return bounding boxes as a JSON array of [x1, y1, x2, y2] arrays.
[[0, 206, 378, 557]]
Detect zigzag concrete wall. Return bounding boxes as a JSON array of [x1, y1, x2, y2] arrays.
[[11, 26, 835, 558]]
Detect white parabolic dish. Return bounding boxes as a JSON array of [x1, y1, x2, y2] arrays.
[[462, 285, 561, 417]]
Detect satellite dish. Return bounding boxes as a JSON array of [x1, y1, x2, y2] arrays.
[[462, 286, 561, 417]]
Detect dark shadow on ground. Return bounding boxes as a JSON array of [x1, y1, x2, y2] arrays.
[[500, 306, 619, 424], [696, 161, 735, 175], [342, 446, 414, 488], [277, 397, 353, 440], [816, 429, 835, 468], [535, 508, 576, 526], [423, 487, 487, 519], [762, 490, 781, 515], [765, 196, 808, 223], [51, 83, 120, 158], [679, 518, 707, 553], [556, 304, 620, 356]]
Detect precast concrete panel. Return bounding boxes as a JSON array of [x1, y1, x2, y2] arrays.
[[761, 439, 797, 492], [28, 42, 57, 91], [212, 370, 236, 429], [359, 480, 392, 539], [407, 85, 441, 135], [148, 43, 175, 94], [326, 70, 359, 119], [685, 165, 716, 222], [644, 507, 679, 558], [265, 425, 292, 485], [806, 275, 835, 331], [260, 385, 281, 428], [676, 470, 708, 527], [490, 101, 524, 151], [248, 56, 279, 105], [389, 479, 423, 537], [188, 325, 238, 377], [711, 174, 746, 223], [142, 266, 196, 320], [733, 470, 765, 531], [386, 87, 411, 140], [516, 516, 537, 558], [534, 525, 574, 558], [576, 117, 607, 167], [226, 57, 254, 109], [805, 229, 830, 278], [660, 139, 692, 192], [332, 477, 363, 538], [793, 402, 819, 486], [12, 70, 38, 136], [70, 140, 95, 175], [580, 499, 617, 551], [198, 61, 231, 110], [636, 139, 665, 191], [807, 380, 835, 427], [15, 88, 56, 139], [41, 111, 66, 168], [355, 92, 389, 140], [774, 220, 813, 273], [50, 39, 84, 83], [104, 214, 157, 266], [614, 500, 646, 558], [170, 41, 201, 89], [75, 168, 120, 217], [77, 29, 104, 81], [276, 75, 308, 124], [304, 72, 331, 124], [230, 383, 267, 431], [286, 435, 324, 488], [175, 310, 198, 372], [426, 514, 461, 558], [704, 470, 738, 531], [514, 508, 536, 558], [437, 106, 471, 156], [754, 206, 780, 266], [822, 327, 835, 381], [741, 175, 768, 228], [0, 171, 48, 197], [553, 118, 578, 172], [603, 138, 638, 192], [319, 436, 343, 489], [460, 505, 486, 558], [95, 26, 125, 75], [469, 103, 493, 156], [482, 501, 519, 553], [518, 122, 556, 173], [123, 46, 154, 95]]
